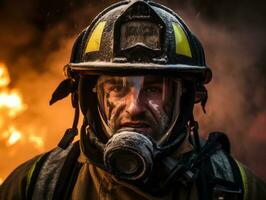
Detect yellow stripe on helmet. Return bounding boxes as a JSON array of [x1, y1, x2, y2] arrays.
[[172, 22, 192, 58], [85, 21, 106, 53]]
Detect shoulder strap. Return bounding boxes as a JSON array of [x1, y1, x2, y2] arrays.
[[53, 141, 82, 200], [196, 132, 245, 200], [209, 151, 243, 200], [26, 150, 53, 199], [26, 141, 81, 200]]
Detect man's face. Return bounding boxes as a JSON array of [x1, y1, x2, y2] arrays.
[[96, 75, 180, 141]]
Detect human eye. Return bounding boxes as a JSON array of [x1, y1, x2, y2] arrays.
[[108, 83, 129, 98], [110, 84, 124, 92], [143, 85, 162, 93]]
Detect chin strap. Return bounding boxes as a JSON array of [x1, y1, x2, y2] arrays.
[[57, 103, 79, 149], [49, 77, 80, 149], [189, 115, 201, 153]]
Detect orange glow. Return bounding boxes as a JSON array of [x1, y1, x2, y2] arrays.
[[0, 63, 46, 153], [29, 134, 44, 149], [0, 63, 10, 88], [0, 90, 26, 117], [0, 178, 3, 185], [4, 127, 22, 146], [0, 63, 26, 117]]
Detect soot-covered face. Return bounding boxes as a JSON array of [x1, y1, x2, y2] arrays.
[[96, 75, 181, 142]]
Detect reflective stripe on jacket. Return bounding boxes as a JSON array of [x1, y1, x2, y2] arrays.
[[1, 141, 266, 200]]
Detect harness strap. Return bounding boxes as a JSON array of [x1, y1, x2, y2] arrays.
[[26, 152, 52, 200], [210, 152, 243, 200], [25, 137, 247, 200], [26, 142, 79, 200], [53, 141, 81, 200], [194, 132, 245, 200]]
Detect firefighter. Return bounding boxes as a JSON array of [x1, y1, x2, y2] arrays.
[[1, 0, 266, 199]]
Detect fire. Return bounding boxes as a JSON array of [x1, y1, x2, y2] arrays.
[[29, 134, 45, 149], [0, 63, 47, 182], [8, 130, 22, 145], [0, 63, 10, 88], [0, 64, 26, 118], [0, 90, 26, 117], [2, 126, 22, 146], [0, 63, 45, 149], [0, 63, 48, 183], [0, 64, 26, 147]]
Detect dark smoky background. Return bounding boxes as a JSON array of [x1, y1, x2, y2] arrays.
[[0, 0, 265, 181]]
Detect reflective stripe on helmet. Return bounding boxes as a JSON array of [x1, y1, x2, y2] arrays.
[[172, 22, 192, 58], [85, 21, 106, 53], [236, 161, 248, 200]]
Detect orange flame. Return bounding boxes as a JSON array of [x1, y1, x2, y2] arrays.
[[0, 63, 48, 184], [2, 126, 22, 146], [0, 63, 45, 149], [0, 63, 10, 88], [29, 134, 45, 149], [0, 90, 26, 117]]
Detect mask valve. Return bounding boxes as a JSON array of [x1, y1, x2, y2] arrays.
[[103, 131, 154, 180]]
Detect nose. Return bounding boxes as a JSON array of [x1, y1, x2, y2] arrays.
[[125, 89, 145, 116]]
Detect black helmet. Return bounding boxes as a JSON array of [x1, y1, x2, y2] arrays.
[[51, 0, 212, 191], [68, 0, 211, 82]]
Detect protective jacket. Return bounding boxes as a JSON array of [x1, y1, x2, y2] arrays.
[[1, 137, 266, 200]]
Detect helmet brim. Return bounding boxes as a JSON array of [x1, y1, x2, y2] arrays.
[[67, 62, 212, 83]]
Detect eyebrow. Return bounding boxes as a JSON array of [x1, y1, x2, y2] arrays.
[[98, 78, 123, 85], [98, 76, 164, 86], [106, 79, 125, 85]]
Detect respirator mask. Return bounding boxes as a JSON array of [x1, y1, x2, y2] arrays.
[[91, 75, 186, 183]]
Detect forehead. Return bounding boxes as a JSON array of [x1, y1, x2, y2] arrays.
[[97, 75, 164, 85]]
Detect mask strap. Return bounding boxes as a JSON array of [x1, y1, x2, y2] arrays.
[[85, 124, 105, 151]]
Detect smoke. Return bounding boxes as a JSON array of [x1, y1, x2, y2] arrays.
[[178, 6, 266, 179], [0, 0, 265, 183]]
